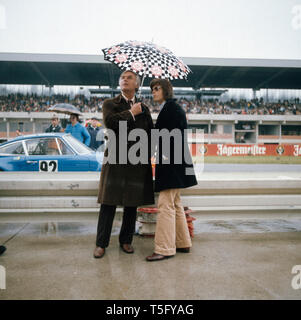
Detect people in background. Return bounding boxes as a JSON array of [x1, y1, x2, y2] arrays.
[[65, 113, 90, 146], [1, 93, 300, 115], [87, 117, 104, 151], [45, 115, 62, 133]]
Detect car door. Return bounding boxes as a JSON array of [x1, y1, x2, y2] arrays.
[[55, 137, 90, 171], [24, 137, 61, 172], [0, 140, 28, 171]]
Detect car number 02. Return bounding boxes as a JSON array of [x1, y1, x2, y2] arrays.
[[39, 160, 58, 172]]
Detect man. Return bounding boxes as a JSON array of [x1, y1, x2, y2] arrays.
[[94, 70, 154, 259], [146, 79, 197, 262], [45, 115, 62, 133], [65, 113, 91, 146], [87, 117, 104, 151]]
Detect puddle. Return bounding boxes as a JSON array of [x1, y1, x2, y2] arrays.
[[1, 218, 301, 242], [193, 218, 301, 234]]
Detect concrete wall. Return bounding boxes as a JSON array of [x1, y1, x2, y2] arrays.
[[1, 172, 301, 222]]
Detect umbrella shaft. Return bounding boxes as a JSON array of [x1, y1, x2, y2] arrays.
[[138, 73, 147, 100], [138, 54, 150, 99]]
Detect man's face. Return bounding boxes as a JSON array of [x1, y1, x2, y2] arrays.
[[119, 71, 138, 93], [91, 119, 98, 127], [152, 85, 164, 104], [70, 115, 78, 125], [51, 118, 59, 126]]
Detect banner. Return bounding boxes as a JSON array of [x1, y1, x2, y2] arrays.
[[191, 144, 301, 157]]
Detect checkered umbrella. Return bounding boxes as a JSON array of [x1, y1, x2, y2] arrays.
[[102, 40, 191, 83]]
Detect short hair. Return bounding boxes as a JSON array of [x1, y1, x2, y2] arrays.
[[119, 70, 141, 91], [150, 79, 174, 100], [70, 113, 79, 120]]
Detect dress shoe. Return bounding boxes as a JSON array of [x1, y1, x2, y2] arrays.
[[93, 247, 105, 259], [176, 247, 190, 253], [120, 244, 134, 254], [146, 253, 174, 262]]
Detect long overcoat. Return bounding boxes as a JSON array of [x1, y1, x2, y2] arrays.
[[97, 94, 154, 206]]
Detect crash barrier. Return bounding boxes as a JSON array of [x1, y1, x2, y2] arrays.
[[0, 172, 301, 223]]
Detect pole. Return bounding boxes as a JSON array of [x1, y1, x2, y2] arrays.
[[137, 55, 150, 101], [137, 38, 154, 100]]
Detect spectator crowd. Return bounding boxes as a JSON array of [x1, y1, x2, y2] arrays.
[[0, 93, 300, 115]]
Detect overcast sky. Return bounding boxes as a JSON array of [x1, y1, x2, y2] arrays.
[[0, 0, 300, 59]]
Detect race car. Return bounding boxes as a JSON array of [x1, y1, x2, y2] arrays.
[[0, 133, 103, 172]]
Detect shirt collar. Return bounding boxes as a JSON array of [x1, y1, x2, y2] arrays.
[[121, 92, 135, 105], [159, 101, 166, 111]]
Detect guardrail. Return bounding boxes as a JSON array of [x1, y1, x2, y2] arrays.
[[0, 172, 301, 222]]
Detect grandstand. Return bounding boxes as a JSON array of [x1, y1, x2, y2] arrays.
[[0, 52, 301, 149]]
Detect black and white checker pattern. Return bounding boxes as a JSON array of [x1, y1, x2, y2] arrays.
[[102, 41, 191, 80]]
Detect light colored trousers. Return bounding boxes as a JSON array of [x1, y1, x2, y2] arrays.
[[154, 188, 192, 256]]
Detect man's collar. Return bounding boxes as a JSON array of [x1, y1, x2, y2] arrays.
[[121, 92, 135, 104], [159, 101, 166, 111]]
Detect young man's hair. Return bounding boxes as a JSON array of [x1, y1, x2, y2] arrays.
[[150, 79, 173, 100], [71, 113, 79, 121]]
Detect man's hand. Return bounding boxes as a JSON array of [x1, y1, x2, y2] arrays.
[[131, 102, 142, 116]]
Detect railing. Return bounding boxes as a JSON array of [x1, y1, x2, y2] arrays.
[[0, 172, 301, 222]]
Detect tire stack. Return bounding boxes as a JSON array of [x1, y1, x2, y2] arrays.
[[184, 206, 196, 238], [137, 207, 158, 236], [137, 206, 195, 238]]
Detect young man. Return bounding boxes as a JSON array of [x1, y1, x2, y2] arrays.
[[87, 117, 104, 151], [65, 113, 91, 146], [45, 115, 62, 133], [94, 71, 154, 259], [146, 79, 197, 262]]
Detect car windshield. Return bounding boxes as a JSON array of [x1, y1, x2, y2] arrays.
[[63, 134, 93, 155]]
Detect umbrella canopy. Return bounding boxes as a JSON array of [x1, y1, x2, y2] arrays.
[[102, 40, 191, 81], [48, 103, 82, 116]]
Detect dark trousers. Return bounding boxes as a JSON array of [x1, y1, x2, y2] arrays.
[[96, 204, 137, 248]]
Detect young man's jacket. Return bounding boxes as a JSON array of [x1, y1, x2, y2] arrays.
[[45, 125, 61, 133], [87, 125, 104, 151], [154, 98, 198, 192], [65, 122, 91, 146]]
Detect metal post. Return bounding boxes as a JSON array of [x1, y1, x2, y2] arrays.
[[6, 121, 9, 139]]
